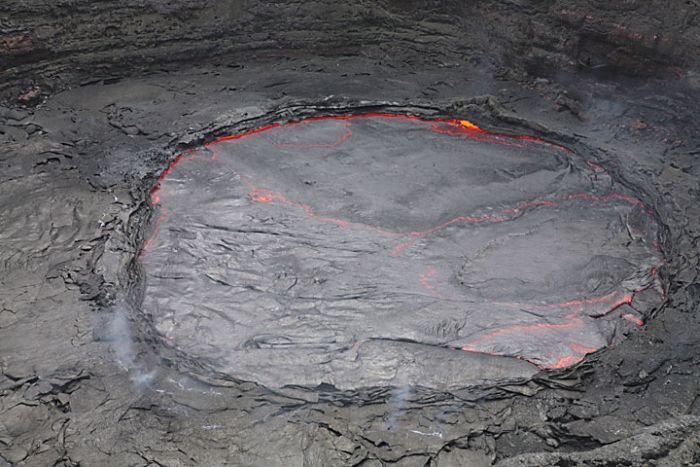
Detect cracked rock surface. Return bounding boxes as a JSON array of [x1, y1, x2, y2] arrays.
[[1, 1, 699, 465]]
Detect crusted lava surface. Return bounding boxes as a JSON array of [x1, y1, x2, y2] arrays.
[[142, 114, 661, 389], [1, 1, 699, 466]]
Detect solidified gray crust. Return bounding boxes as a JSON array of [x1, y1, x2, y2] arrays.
[[1, 2, 699, 465], [142, 116, 660, 388]]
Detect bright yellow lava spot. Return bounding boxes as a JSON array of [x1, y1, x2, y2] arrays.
[[459, 119, 482, 131]]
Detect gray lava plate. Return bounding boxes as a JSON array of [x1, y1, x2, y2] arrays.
[[141, 114, 663, 390]]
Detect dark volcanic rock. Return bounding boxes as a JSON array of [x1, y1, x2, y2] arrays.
[[2, 0, 699, 101], [1, 0, 699, 466]]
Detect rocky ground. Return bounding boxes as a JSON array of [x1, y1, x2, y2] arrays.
[[1, 1, 699, 465]]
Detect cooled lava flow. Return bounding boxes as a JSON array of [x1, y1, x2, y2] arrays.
[[142, 113, 664, 388]]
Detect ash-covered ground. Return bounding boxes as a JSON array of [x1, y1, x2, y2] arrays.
[[1, 1, 699, 466]]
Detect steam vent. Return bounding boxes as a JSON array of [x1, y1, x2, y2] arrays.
[[2, 1, 699, 466]]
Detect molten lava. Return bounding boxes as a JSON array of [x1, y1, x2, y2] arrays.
[[141, 113, 663, 388]]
